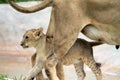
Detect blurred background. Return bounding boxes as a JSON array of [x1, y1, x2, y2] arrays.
[[0, 0, 120, 80]]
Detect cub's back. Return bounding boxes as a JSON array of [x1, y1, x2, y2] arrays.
[[68, 38, 92, 56], [62, 38, 93, 65]]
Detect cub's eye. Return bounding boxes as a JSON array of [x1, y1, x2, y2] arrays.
[[25, 36, 29, 39]]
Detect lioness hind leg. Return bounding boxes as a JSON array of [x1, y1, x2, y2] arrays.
[[84, 57, 102, 80], [74, 60, 86, 80]]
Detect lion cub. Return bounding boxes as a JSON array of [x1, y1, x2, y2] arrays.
[[61, 39, 102, 80], [21, 27, 102, 80], [20, 27, 59, 80]]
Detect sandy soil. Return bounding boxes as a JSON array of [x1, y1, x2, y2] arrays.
[[0, 60, 120, 80]]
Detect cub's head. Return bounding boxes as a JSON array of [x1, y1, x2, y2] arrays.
[[20, 27, 45, 48]]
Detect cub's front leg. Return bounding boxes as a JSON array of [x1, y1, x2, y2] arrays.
[[31, 53, 47, 80], [26, 54, 45, 80]]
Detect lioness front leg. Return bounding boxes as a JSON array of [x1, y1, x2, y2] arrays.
[[45, 57, 64, 80], [45, 61, 65, 80], [45, 55, 59, 80]]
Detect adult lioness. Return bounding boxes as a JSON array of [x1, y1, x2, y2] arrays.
[[21, 27, 102, 80], [8, 0, 120, 47]]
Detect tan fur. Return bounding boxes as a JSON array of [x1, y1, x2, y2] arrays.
[[21, 27, 59, 80], [9, 1, 119, 80], [21, 28, 102, 80], [31, 53, 48, 80], [9, 0, 120, 58], [60, 39, 102, 80]]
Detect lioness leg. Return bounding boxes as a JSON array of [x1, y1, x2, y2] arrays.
[[45, 55, 59, 80], [45, 64, 64, 80], [83, 57, 102, 80], [31, 53, 47, 80], [44, 56, 64, 80], [74, 60, 86, 80]]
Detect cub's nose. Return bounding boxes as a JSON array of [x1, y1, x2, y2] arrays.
[[20, 43, 24, 46]]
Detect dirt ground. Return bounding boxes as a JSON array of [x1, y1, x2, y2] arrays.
[[0, 60, 120, 80]]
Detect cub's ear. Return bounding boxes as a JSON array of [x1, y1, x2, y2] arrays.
[[38, 27, 43, 32], [33, 27, 43, 40]]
